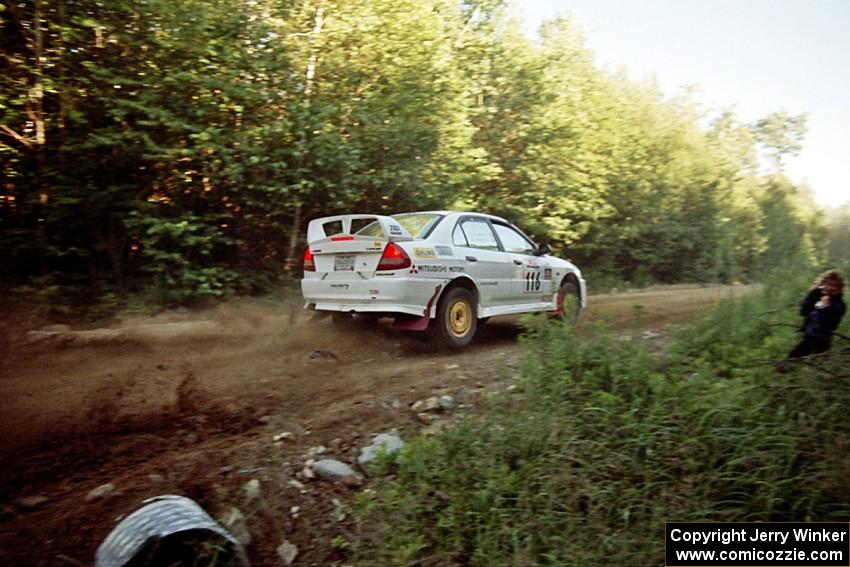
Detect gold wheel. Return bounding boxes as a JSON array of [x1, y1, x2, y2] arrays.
[[448, 298, 473, 337], [433, 287, 478, 348]]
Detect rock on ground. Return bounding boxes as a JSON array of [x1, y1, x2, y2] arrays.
[[411, 395, 454, 412], [243, 479, 262, 501], [15, 496, 49, 510], [85, 483, 116, 502], [357, 433, 405, 468], [220, 507, 251, 546], [277, 540, 298, 565], [312, 459, 362, 486], [438, 395, 455, 409]]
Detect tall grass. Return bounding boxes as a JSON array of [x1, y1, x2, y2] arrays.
[[350, 273, 850, 566]]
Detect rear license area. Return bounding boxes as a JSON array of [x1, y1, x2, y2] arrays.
[[334, 254, 355, 271]]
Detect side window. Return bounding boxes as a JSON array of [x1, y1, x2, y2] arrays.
[[452, 224, 469, 246], [458, 218, 499, 250], [493, 224, 536, 255]]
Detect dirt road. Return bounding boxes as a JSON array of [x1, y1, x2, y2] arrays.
[[0, 284, 756, 566]]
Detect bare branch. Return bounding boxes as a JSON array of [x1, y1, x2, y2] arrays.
[[0, 125, 34, 149]]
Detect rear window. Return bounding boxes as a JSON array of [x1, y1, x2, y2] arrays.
[[356, 213, 444, 239]]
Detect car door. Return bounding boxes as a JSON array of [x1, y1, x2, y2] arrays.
[[452, 216, 513, 306], [491, 222, 550, 305]]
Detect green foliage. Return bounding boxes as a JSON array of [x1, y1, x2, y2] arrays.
[[754, 111, 807, 169], [825, 204, 850, 266], [350, 279, 850, 565], [127, 212, 242, 301], [0, 0, 832, 310], [667, 273, 804, 370]]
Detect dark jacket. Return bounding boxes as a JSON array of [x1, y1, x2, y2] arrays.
[[799, 288, 846, 342]]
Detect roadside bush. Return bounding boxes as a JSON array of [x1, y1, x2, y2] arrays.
[[126, 213, 245, 303], [350, 277, 850, 566]]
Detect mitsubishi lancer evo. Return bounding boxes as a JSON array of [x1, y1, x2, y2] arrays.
[[301, 211, 586, 348]]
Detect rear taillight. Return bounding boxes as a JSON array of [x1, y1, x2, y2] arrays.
[[303, 247, 315, 272], [376, 242, 411, 271]]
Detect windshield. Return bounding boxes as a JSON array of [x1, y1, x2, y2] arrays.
[[356, 213, 444, 239]]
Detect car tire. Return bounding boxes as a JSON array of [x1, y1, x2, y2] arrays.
[[431, 287, 478, 349], [556, 280, 581, 324]]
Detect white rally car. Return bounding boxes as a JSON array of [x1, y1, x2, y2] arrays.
[[301, 211, 586, 348]]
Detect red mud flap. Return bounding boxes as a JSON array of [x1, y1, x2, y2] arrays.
[[392, 284, 442, 332], [553, 286, 563, 316]]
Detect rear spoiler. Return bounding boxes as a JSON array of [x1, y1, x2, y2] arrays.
[[306, 214, 413, 245]]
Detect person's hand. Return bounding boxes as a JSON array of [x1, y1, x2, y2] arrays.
[[820, 294, 831, 307]]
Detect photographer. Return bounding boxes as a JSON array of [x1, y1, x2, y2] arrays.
[[788, 270, 846, 359]]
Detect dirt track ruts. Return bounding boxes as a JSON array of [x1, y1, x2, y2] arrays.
[[0, 284, 757, 566]]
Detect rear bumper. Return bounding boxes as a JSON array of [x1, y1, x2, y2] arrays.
[[301, 276, 444, 317]]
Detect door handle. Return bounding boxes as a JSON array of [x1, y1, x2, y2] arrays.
[[465, 256, 478, 262], [513, 259, 523, 265]]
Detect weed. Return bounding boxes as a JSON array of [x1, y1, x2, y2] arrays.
[[350, 273, 850, 565]]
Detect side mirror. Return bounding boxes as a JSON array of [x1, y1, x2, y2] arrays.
[[536, 243, 551, 256]]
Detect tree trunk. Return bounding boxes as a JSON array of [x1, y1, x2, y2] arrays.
[[107, 215, 127, 294], [32, 0, 48, 276], [286, 203, 301, 272], [32, 0, 46, 147], [284, 5, 324, 270]]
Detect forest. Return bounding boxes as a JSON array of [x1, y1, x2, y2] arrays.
[[3, 3, 850, 565], [1, 0, 847, 309]]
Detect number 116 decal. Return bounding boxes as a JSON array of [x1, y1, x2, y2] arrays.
[[525, 271, 542, 292]]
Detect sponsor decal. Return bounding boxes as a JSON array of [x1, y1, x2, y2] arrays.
[[369, 289, 379, 295], [415, 264, 466, 273], [435, 246, 453, 256], [330, 283, 350, 289], [410, 263, 464, 274], [480, 281, 498, 286], [366, 240, 383, 251], [389, 224, 402, 235], [376, 273, 395, 277], [413, 247, 437, 259], [544, 268, 552, 280]]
